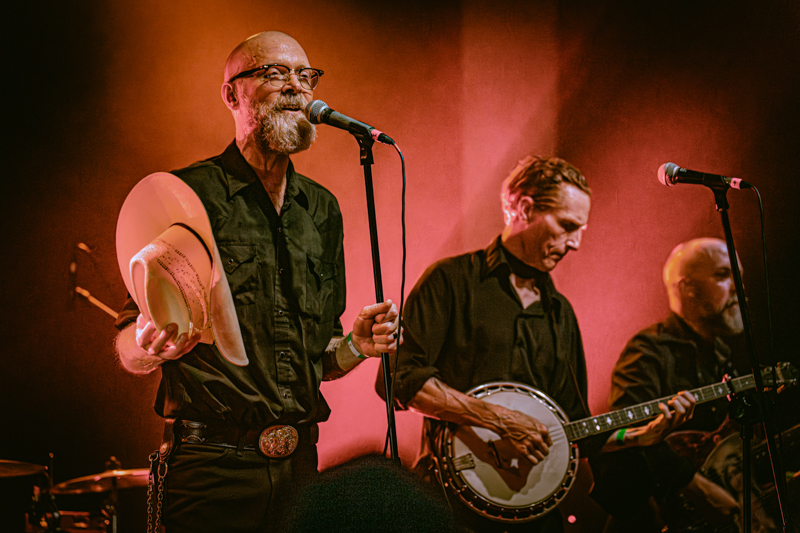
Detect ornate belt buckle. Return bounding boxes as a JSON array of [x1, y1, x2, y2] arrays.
[[258, 425, 299, 458]]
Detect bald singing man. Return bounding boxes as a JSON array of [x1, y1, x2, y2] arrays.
[[589, 238, 742, 533], [114, 32, 399, 532]]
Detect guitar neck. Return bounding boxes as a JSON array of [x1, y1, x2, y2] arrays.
[[565, 374, 758, 442]]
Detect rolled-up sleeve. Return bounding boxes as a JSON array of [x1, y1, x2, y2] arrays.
[[387, 263, 453, 407], [114, 296, 140, 330]]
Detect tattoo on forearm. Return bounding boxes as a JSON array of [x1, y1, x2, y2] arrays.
[[322, 351, 346, 380]]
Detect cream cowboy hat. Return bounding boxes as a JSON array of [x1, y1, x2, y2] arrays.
[[116, 172, 248, 366]]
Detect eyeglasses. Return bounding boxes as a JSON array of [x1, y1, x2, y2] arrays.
[[227, 64, 324, 90]]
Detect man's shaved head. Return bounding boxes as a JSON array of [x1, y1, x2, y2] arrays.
[[664, 237, 743, 339], [224, 31, 308, 82], [664, 238, 728, 297]]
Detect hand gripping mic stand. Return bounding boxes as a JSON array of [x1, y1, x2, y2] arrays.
[[352, 131, 400, 463], [710, 187, 791, 532]]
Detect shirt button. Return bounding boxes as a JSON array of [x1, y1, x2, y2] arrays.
[[279, 351, 287, 359], [227, 259, 234, 265], [283, 392, 290, 398], [279, 268, 284, 275], [277, 227, 283, 233], [277, 309, 284, 316]]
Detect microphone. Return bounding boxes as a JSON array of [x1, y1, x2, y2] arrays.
[[304, 100, 394, 145], [658, 162, 752, 190]]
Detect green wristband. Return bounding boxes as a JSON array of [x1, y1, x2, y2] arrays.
[[346, 331, 366, 359], [616, 428, 627, 445]]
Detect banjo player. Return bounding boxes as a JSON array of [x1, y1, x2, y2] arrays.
[[384, 155, 700, 533]]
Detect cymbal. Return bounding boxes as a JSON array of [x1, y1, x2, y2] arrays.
[[0, 459, 46, 479], [51, 468, 149, 495]]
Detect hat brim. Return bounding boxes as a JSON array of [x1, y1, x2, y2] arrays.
[[116, 172, 248, 366]]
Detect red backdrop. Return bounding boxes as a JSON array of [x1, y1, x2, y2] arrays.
[[3, 0, 799, 529]]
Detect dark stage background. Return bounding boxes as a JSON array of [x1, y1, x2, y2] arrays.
[[3, 0, 799, 530]]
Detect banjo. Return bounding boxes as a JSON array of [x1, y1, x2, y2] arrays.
[[433, 363, 796, 523]]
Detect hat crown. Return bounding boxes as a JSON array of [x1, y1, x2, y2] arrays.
[[129, 224, 213, 338]]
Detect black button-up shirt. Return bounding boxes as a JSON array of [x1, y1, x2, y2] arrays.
[[391, 237, 593, 463], [589, 313, 734, 515], [609, 312, 733, 432], [394, 238, 589, 416], [116, 142, 345, 428]]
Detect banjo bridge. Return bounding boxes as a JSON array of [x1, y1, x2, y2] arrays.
[[452, 453, 476, 472]]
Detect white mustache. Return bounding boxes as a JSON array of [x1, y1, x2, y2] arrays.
[[275, 95, 306, 111]]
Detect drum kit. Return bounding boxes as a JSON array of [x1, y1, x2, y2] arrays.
[[0, 457, 148, 533]]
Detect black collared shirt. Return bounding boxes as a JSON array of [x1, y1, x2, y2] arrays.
[[589, 313, 735, 514], [116, 141, 345, 428], [609, 312, 733, 431], [392, 236, 591, 437]]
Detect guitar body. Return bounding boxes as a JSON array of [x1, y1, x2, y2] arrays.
[[663, 427, 795, 532], [434, 382, 579, 523]]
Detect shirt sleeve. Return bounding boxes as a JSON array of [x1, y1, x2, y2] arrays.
[[384, 262, 453, 408], [114, 296, 140, 330], [332, 200, 345, 339]]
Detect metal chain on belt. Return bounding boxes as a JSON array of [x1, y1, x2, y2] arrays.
[[156, 460, 168, 531], [146, 451, 169, 533], [147, 452, 157, 533]]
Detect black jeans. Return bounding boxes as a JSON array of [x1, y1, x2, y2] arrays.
[[163, 439, 318, 533]]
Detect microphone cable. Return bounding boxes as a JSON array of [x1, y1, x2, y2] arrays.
[[751, 186, 775, 363], [382, 141, 407, 461]]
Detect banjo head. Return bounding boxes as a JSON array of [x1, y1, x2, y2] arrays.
[[437, 382, 579, 522]]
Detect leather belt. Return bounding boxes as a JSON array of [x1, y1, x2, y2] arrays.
[[177, 420, 314, 458]]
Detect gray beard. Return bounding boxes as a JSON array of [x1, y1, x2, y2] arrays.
[[251, 99, 316, 155], [702, 304, 744, 338]]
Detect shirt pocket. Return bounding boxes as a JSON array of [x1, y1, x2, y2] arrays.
[[305, 254, 337, 320], [218, 244, 258, 306]]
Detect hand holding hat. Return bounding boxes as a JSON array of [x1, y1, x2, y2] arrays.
[[135, 315, 201, 360], [116, 172, 248, 366]]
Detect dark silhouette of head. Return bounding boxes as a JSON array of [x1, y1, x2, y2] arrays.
[[284, 455, 456, 533]]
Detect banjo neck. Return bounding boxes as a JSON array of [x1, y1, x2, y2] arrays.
[[564, 364, 794, 443]]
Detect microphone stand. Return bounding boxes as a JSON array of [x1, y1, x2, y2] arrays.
[[711, 187, 791, 532], [353, 133, 400, 463]]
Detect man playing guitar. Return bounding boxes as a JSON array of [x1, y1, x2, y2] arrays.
[[590, 238, 742, 532]]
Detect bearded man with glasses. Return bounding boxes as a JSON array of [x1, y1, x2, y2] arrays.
[[114, 31, 400, 533]]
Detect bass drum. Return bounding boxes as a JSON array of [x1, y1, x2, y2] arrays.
[[434, 382, 578, 523]]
